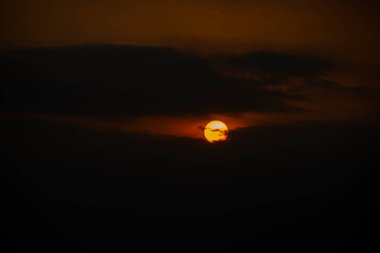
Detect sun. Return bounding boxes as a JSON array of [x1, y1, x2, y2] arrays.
[[204, 120, 228, 143]]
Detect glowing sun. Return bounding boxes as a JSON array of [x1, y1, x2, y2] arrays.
[[204, 120, 228, 143]]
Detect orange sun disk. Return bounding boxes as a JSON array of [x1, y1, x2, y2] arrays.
[[204, 120, 228, 143]]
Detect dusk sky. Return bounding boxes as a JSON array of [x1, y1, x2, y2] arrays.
[[1, 1, 379, 252], [1, 0, 380, 136], [2, 0, 380, 87]]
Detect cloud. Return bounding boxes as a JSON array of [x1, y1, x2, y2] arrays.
[[1, 44, 378, 125], [210, 51, 334, 83], [0, 45, 298, 117]]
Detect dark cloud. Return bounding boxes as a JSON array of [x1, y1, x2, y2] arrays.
[[211, 51, 334, 84], [211, 51, 379, 102], [1, 43, 378, 253], [1, 113, 379, 251], [1, 45, 378, 118], [0, 45, 298, 116]]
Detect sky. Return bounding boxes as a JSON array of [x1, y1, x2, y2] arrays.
[[0, 1, 379, 252], [1, 0, 380, 88], [1, 0, 379, 138]]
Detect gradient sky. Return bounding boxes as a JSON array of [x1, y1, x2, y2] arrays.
[[1, 0, 380, 88], [1, 0, 379, 139]]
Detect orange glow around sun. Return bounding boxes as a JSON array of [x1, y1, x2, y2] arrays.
[[204, 120, 228, 143]]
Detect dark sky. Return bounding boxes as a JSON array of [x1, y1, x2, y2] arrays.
[[0, 1, 379, 252], [1, 0, 380, 88]]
